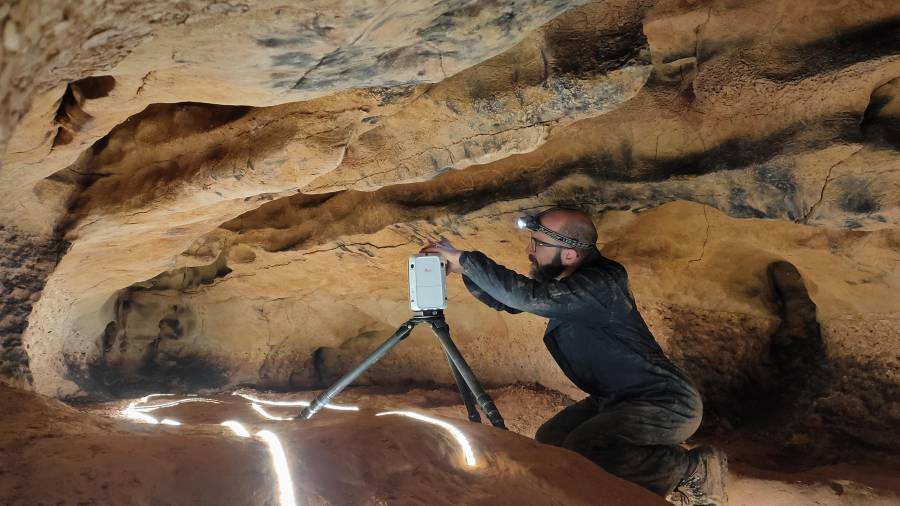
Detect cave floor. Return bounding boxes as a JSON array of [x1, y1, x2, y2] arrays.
[[67, 384, 900, 506], [83, 386, 900, 506]]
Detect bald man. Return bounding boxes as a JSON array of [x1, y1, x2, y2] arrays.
[[422, 207, 726, 505]]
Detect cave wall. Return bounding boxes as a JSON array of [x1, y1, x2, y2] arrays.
[[46, 197, 900, 460], [0, 0, 601, 389]]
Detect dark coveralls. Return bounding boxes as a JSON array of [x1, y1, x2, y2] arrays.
[[460, 248, 703, 496]]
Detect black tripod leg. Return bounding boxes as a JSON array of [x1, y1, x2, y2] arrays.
[[297, 320, 416, 420], [429, 319, 507, 429], [445, 352, 481, 423]]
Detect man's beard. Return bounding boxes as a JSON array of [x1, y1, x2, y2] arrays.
[[529, 250, 564, 282]]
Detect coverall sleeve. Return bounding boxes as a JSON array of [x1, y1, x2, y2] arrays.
[[459, 250, 618, 320], [462, 274, 523, 314]]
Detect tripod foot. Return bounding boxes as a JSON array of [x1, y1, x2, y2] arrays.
[[475, 393, 506, 429]]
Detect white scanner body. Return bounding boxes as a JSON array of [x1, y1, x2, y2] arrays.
[[408, 254, 448, 311]]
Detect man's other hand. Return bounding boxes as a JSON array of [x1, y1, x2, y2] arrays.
[[420, 239, 464, 274]]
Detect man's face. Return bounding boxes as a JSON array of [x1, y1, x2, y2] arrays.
[[526, 230, 567, 282]]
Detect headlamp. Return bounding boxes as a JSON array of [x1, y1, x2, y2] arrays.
[[515, 210, 594, 249]]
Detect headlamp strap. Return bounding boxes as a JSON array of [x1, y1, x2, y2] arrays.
[[526, 218, 594, 249]]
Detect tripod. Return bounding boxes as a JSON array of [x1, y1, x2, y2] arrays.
[[297, 309, 506, 429]]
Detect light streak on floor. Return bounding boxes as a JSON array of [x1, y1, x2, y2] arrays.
[[234, 392, 359, 411], [120, 403, 181, 426], [138, 393, 175, 403], [251, 403, 294, 421], [257, 430, 299, 506], [221, 420, 251, 437], [115, 395, 486, 504], [120, 399, 302, 505], [122, 404, 161, 424], [120, 396, 218, 424], [376, 410, 477, 467], [131, 397, 221, 412], [222, 423, 300, 505]]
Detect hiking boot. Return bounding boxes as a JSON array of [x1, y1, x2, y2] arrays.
[[668, 446, 728, 505]]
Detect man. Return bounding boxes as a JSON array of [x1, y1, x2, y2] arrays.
[[422, 207, 727, 505]]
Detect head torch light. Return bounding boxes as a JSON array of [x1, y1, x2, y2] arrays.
[[515, 209, 594, 249]]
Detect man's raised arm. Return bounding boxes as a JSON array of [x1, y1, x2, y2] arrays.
[[460, 250, 618, 320], [463, 274, 523, 314]]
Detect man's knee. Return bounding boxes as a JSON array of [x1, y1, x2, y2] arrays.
[[535, 396, 599, 446], [561, 428, 616, 456], [535, 420, 567, 446], [672, 388, 704, 442]]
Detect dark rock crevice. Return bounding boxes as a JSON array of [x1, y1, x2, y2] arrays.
[[51, 76, 116, 147], [0, 226, 69, 387]]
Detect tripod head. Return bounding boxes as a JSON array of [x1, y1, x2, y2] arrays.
[[411, 308, 445, 323]]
